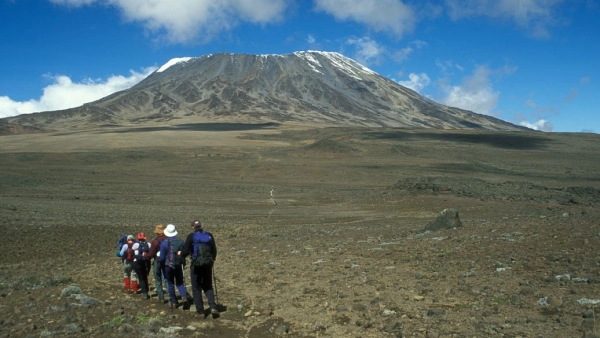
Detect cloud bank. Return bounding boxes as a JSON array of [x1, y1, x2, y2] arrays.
[[50, 0, 288, 44], [314, 0, 415, 37], [50, 0, 562, 43], [440, 65, 499, 116], [444, 0, 564, 38], [0, 68, 155, 118], [519, 119, 553, 132]]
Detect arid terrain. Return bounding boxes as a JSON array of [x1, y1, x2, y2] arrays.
[[1, 124, 600, 337]]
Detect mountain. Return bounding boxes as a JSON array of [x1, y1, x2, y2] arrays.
[[0, 51, 528, 133]]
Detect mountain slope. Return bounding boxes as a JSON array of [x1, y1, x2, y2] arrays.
[[0, 51, 528, 132]]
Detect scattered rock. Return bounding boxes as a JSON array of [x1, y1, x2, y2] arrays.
[[581, 318, 595, 331], [273, 323, 289, 334], [547, 295, 563, 308], [60, 286, 81, 298], [79, 296, 100, 307], [427, 308, 446, 317], [118, 324, 135, 333], [160, 326, 183, 334], [423, 208, 462, 232]]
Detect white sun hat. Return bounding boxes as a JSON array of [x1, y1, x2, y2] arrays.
[[164, 223, 178, 237]]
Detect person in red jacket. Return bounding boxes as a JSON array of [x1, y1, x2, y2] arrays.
[[146, 224, 167, 303]]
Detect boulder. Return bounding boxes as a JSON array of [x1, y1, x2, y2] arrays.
[[424, 208, 462, 232]]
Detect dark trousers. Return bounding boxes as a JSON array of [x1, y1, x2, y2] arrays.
[[164, 264, 188, 304], [131, 260, 149, 294], [190, 264, 217, 312]]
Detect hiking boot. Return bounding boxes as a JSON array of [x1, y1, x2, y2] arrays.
[[158, 296, 165, 303], [211, 308, 220, 317], [181, 297, 190, 311], [169, 302, 178, 310], [194, 312, 205, 319], [142, 292, 149, 300]]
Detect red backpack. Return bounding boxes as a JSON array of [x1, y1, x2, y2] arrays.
[[124, 242, 135, 262]]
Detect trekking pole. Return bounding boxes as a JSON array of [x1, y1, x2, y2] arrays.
[[212, 265, 219, 306]]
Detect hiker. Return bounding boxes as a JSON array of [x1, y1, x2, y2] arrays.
[[182, 219, 219, 318], [119, 235, 139, 293], [159, 223, 189, 310], [146, 224, 167, 302], [135, 232, 151, 299]]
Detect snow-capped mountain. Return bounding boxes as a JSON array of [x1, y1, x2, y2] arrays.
[[0, 51, 527, 132]]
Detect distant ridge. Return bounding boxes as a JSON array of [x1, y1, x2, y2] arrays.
[[0, 51, 529, 133]]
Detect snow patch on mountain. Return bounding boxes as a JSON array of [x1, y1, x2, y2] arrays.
[[301, 53, 324, 75], [295, 51, 376, 80], [157, 57, 194, 73]]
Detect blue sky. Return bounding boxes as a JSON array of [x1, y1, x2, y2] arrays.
[[0, 0, 598, 133]]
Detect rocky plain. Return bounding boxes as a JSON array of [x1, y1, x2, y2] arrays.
[[1, 123, 600, 337]]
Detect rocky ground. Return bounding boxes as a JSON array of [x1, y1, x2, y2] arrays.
[[1, 126, 600, 337]]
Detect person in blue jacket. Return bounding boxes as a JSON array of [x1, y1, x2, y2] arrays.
[[159, 223, 188, 309], [182, 219, 219, 319]]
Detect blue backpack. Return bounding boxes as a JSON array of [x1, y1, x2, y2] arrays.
[[192, 231, 214, 267], [137, 241, 150, 261]]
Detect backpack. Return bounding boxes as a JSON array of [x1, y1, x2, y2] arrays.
[[116, 234, 137, 258], [117, 234, 129, 249], [137, 241, 150, 261], [124, 242, 136, 262], [192, 231, 214, 267], [165, 237, 184, 268]]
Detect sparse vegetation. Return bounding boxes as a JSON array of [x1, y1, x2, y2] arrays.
[[102, 315, 124, 327], [0, 274, 73, 292]]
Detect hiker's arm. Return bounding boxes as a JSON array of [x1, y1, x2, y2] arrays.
[[181, 233, 193, 258], [119, 244, 127, 257]]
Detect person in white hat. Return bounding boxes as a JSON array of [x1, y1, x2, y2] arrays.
[[158, 224, 189, 310]]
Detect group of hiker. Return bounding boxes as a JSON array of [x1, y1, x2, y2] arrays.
[[118, 220, 219, 319]]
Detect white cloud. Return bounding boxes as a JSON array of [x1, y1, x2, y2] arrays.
[[0, 68, 155, 118], [398, 73, 431, 93], [346, 37, 385, 65], [519, 119, 553, 132], [50, 0, 289, 44], [435, 59, 464, 75], [393, 47, 413, 63], [444, 0, 564, 38], [307, 34, 316, 44], [439, 65, 499, 116], [392, 40, 427, 63], [314, 0, 415, 37]]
